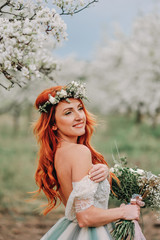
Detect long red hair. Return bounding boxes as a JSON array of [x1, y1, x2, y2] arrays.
[[33, 85, 117, 215]]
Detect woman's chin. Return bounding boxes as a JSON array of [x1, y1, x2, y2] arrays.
[[78, 129, 86, 136], [72, 128, 85, 136]]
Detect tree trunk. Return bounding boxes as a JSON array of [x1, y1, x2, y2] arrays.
[[135, 109, 142, 124], [12, 105, 21, 136]]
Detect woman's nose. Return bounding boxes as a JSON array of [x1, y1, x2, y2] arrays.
[[74, 110, 82, 120]]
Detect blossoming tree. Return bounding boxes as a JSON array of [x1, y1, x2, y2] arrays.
[[0, 0, 97, 133], [0, 55, 87, 133], [87, 11, 160, 125], [0, 0, 97, 90]]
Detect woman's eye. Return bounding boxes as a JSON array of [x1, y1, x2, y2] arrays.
[[65, 111, 71, 115], [78, 107, 83, 111]]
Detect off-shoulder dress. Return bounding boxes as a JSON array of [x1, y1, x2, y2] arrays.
[[41, 175, 113, 240]]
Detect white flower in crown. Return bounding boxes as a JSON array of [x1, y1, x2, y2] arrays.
[[39, 81, 88, 113], [49, 94, 57, 104], [57, 89, 67, 98], [80, 87, 86, 97], [74, 82, 78, 87]]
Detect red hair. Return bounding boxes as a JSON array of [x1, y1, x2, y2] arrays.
[[33, 85, 117, 215]]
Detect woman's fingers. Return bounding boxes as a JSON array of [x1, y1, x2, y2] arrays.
[[89, 171, 107, 182], [89, 168, 103, 177], [135, 205, 140, 221], [90, 176, 106, 183], [130, 199, 137, 205], [89, 164, 103, 174], [90, 169, 106, 178], [89, 164, 109, 182], [120, 203, 125, 207], [89, 163, 109, 173]]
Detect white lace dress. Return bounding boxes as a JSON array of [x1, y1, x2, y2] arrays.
[[41, 175, 113, 240]]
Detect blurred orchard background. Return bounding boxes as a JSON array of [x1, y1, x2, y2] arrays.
[[0, 0, 160, 239]]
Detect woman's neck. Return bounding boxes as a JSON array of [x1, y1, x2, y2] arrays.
[[58, 136, 78, 145]]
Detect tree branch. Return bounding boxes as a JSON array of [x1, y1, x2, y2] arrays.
[[0, 1, 10, 11], [1, 70, 23, 89], [60, 0, 98, 16], [2, 70, 12, 80], [29, 12, 36, 21], [0, 82, 8, 90], [0, 1, 27, 20], [0, 10, 25, 19], [46, 75, 59, 85]]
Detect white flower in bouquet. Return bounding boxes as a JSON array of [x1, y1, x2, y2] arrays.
[[110, 152, 160, 240], [129, 168, 145, 175], [136, 168, 145, 175]]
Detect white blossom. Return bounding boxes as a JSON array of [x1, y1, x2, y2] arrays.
[[4, 61, 12, 70], [22, 67, 29, 77], [29, 65, 37, 71], [0, 0, 67, 89], [0, 0, 98, 90]]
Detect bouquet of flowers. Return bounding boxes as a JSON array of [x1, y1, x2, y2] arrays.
[[110, 152, 160, 240]]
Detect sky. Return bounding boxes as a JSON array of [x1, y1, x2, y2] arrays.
[[54, 0, 158, 60]]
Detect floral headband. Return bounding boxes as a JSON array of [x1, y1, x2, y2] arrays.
[[38, 81, 87, 113]]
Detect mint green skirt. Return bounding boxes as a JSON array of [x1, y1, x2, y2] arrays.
[[41, 217, 113, 240]]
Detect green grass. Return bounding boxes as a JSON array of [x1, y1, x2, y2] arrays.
[[0, 113, 160, 214], [0, 114, 39, 213], [92, 114, 160, 174]]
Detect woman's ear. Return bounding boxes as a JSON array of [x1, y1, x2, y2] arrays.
[[52, 124, 57, 131]]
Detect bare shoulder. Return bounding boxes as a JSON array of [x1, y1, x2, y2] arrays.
[[69, 144, 92, 181], [64, 144, 91, 162], [71, 144, 91, 156], [56, 144, 91, 163], [55, 143, 92, 182]]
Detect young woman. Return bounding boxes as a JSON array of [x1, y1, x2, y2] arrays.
[[33, 81, 140, 240]]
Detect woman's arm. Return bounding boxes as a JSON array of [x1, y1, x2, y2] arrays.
[[76, 204, 140, 228], [70, 144, 140, 228]]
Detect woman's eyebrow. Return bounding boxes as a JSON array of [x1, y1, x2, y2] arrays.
[[63, 107, 73, 112], [63, 104, 82, 112]]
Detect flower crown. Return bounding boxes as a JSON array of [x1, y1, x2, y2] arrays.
[[38, 81, 87, 113]]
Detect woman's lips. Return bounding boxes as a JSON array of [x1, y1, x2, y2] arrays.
[[73, 122, 84, 128]]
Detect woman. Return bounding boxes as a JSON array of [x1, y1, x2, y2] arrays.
[[33, 81, 140, 240]]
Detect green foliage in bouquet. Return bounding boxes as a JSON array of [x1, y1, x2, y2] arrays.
[[110, 145, 160, 240], [113, 220, 135, 240], [110, 156, 160, 209], [110, 157, 140, 204]]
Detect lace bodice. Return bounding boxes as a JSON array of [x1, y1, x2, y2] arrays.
[[65, 175, 110, 221]]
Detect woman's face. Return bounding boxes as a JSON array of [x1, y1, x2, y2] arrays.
[[54, 98, 86, 143]]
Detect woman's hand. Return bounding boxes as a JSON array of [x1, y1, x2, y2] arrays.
[[88, 164, 109, 183], [120, 204, 140, 221]]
